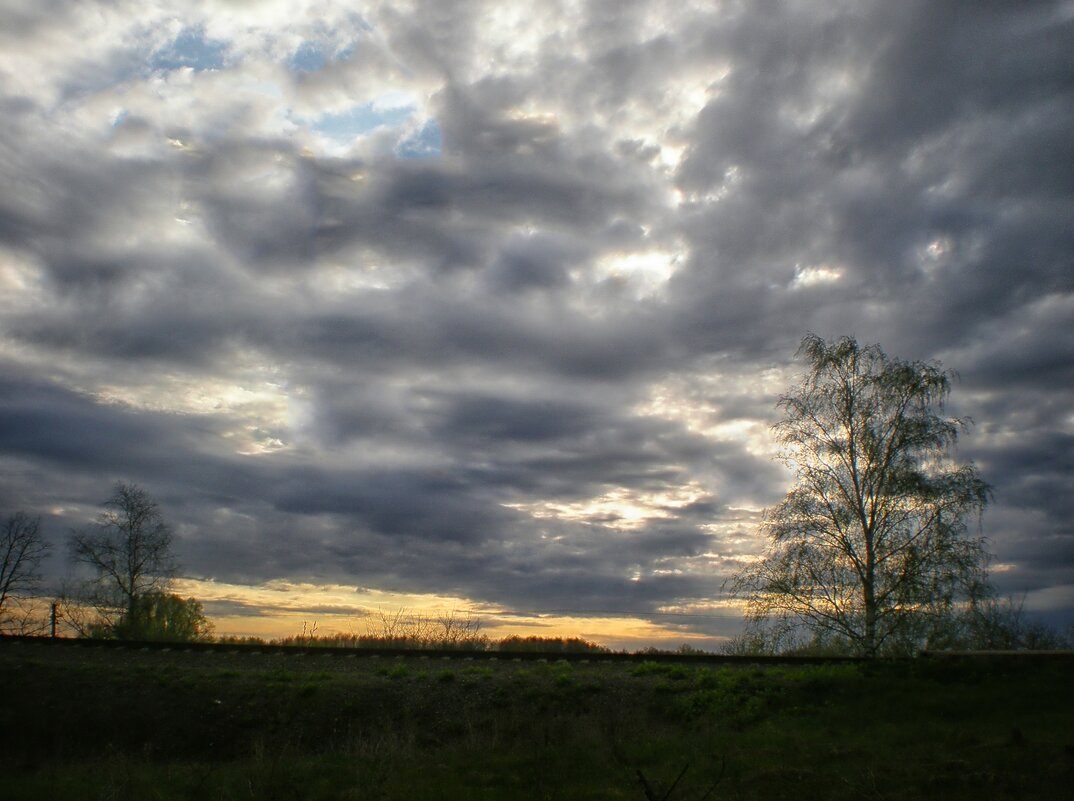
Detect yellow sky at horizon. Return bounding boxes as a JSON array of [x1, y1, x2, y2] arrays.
[[172, 577, 740, 651]]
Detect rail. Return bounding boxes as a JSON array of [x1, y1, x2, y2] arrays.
[[5, 634, 1071, 664]]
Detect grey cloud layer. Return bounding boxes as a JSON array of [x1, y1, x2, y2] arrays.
[[1, 0, 1072, 632]]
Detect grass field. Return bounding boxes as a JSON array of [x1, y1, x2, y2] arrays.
[[2, 640, 1072, 800]]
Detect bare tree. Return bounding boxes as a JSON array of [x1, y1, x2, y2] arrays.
[[362, 607, 488, 649], [69, 482, 177, 636], [0, 512, 50, 633], [732, 335, 992, 656], [435, 608, 486, 649]]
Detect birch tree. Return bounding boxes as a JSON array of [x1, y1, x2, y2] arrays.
[[733, 335, 991, 656]]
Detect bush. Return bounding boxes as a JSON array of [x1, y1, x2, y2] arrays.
[[497, 635, 608, 654], [111, 593, 214, 642]]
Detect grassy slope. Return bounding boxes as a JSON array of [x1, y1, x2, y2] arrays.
[[2, 643, 1072, 800]]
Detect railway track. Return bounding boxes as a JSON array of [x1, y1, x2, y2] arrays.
[[5, 633, 1070, 664], [2, 633, 870, 664]]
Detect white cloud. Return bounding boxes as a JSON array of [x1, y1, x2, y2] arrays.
[[790, 264, 843, 289]]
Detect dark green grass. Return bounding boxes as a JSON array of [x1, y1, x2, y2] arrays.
[[2, 643, 1072, 799]]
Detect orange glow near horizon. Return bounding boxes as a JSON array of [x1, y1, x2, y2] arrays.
[[172, 578, 739, 651]]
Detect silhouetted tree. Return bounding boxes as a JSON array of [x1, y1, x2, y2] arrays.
[[732, 335, 991, 656], [0, 511, 50, 632], [69, 482, 177, 637]]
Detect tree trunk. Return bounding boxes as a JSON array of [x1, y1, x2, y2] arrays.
[[863, 569, 877, 657]]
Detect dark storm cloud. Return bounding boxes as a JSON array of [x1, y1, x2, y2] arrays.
[[0, 371, 227, 477], [423, 391, 605, 446], [274, 466, 516, 546], [484, 231, 576, 293], [0, 368, 730, 616], [277, 286, 673, 381], [308, 110, 658, 270], [670, 0, 1074, 353], [1, 0, 1072, 637]]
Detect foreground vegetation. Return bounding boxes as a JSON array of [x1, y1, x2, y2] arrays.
[[2, 640, 1072, 800]]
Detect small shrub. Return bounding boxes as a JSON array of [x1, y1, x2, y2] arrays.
[[379, 664, 409, 680], [463, 665, 494, 680], [630, 661, 687, 678]]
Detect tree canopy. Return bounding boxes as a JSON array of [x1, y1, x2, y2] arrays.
[[733, 334, 992, 656], [111, 592, 214, 642]]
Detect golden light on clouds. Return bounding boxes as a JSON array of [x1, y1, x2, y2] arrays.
[[91, 371, 296, 455], [633, 370, 787, 461], [790, 263, 844, 289], [504, 481, 707, 530], [593, 249, 682, 297]]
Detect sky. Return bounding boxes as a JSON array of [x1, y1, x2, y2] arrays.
[[1, 0, 1072, 648]]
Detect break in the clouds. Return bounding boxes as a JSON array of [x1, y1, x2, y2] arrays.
[[1, 0, 1072, 640]]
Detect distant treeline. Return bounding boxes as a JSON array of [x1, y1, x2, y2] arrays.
[[218, 632, 611, 654]]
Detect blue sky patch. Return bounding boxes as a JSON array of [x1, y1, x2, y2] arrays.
[[289, 41, 329, 74], [150, 26, 230, 72], [312, 100, 417, 146], [396, 119, 443, 158]]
